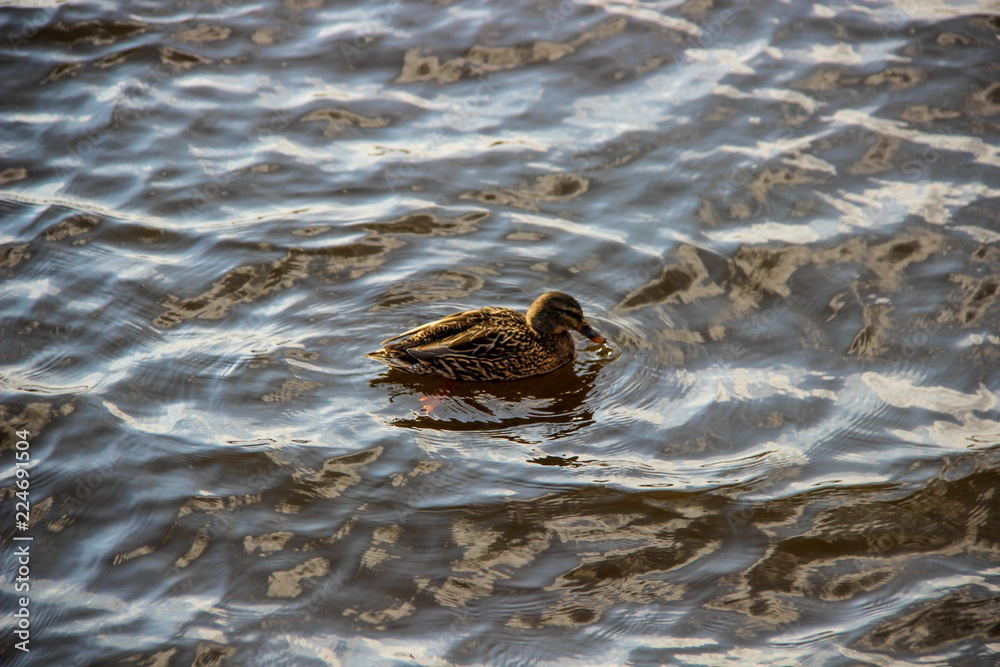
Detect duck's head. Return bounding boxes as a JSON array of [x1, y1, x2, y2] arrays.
[[526, 291, 605, 344]]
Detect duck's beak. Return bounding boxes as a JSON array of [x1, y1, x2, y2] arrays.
[[578, 321, 605, 344]]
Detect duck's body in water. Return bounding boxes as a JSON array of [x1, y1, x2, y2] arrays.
[[366, 291, 605, 382]]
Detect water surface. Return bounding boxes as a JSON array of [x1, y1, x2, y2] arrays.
[[2, 0, 1000, 665]]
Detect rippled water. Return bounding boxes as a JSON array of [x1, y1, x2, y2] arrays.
[[2, 0, 1000, 665]]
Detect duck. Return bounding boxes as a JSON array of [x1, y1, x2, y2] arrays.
[[366, 291, 606, 381]]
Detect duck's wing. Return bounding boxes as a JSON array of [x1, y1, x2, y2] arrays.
[[382, 306, 522, 362], [380, 306, 512, 345], [404, 324, 515, 362], [380, 308, 487, 345]]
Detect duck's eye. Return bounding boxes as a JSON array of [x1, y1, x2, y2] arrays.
[[554, 307, 581, 320]]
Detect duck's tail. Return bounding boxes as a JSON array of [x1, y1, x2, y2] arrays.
[[366, 349, 432, 374]]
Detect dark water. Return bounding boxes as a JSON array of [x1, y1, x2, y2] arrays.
[[2, 0, 1000, 664]]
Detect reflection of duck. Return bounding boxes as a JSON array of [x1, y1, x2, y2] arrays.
[[367, 291, 606, 381]]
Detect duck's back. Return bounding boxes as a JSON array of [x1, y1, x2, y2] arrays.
[[374, 306, 575, 381]]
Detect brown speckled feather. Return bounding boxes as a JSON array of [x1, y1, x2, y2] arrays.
[[367, 306, 576, 381]]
